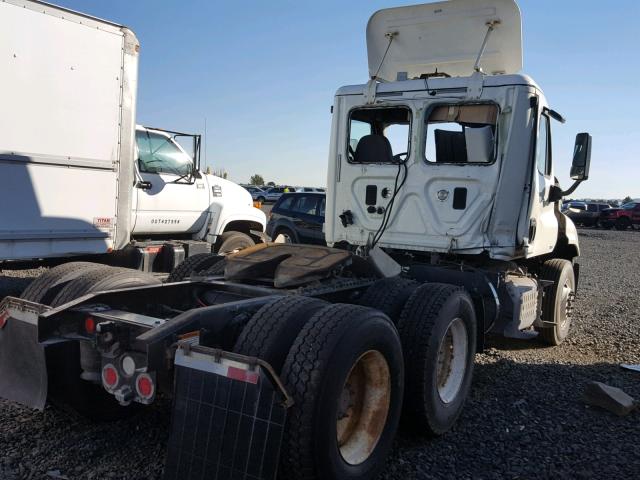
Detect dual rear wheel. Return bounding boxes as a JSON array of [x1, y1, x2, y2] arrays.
[[233, 279, 477, 479]]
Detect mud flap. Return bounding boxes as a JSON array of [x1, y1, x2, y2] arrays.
[[163, 343, 292, 480], [0, 298, 49, 410]]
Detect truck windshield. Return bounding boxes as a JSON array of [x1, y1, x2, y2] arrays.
[[136, 130, 193, 176]]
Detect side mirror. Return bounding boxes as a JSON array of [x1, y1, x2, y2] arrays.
[[570, 133, 591, 181]]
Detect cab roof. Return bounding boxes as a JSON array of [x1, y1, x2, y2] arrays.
[[335, 73, 540, 97]]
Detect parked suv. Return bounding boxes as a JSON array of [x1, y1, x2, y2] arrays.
[[600, 202, 640, 230], [566, 202, 611, 227], [243, 185, 267, 202], [266, 192, 325, 244], [265, 187, 296, 202]]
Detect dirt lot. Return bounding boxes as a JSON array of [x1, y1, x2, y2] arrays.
[[0, 229, 638, 479]]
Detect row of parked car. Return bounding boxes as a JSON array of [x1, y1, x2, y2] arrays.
[[260, 194, 637, 250], [242, 185, 325, 203], [563, 201, 640, 230], [266, 194, 639, 249]]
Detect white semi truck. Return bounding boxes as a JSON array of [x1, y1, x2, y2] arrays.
[[0, 0, 265, 273], [0, 1, 592, 479]]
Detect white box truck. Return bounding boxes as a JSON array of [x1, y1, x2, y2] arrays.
[[0, 0, 265, 272]]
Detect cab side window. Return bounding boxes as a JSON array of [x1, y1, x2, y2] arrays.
[[136, 131, 193, 176], [318, 197, 326, 218], [536, 115, 551, 175]]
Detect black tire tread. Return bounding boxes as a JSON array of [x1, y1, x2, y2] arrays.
[[51, 267, 160, 307], [233, 296, 327, 372], [166, 253, 222, 283], [359, 276, 419, 323], [397, 282, 466, 434], [280, 303, 391, 479], [20, 262, 103, 304]]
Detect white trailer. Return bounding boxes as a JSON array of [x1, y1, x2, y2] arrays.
[[0, 0, 265, 271]]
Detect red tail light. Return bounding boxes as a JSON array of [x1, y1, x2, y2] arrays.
[[102, 364, 119, 389], [136, 373, 155, 399], [84, 316, 96, 334]]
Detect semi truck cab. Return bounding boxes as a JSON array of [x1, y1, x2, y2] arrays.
[[325, 0, 587, 264]]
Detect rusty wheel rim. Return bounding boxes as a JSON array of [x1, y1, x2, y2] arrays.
[[336, 350, 391, 465]]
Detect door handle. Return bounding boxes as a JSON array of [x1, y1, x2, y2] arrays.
[[136, 181, 152, 190]]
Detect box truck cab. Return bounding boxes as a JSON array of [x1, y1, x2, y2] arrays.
[[0, 0, 265, 269], [132, 126, 265, 246]]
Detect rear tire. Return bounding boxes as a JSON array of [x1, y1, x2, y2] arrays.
[[616, 217, 631, 230], [51, 267, 161, 307], [46, 267, 160, 420], [166, 253, 223, 283], [215, 231, 254, 254], [359, 276, 419, 323], [397, 283, 477, 436], [536, 259, 575, 346], [274, 227, 297, 244], [20, 262, 104, 305], [233, 296, 327, 372], [280, 304, 403, 480]]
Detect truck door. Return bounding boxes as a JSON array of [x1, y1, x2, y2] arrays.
[[527, 112, 559, 256], [133, 129, 210, 235], [289, 194, 323, 244]]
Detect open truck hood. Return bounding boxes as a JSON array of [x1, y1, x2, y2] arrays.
[[367, 0, 522, 81]]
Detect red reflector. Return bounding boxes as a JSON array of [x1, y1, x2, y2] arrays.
[[0, 311, 8, 330], [227, 366, 259, 384], [136, 374, 154, 399], [84, 316, 96, 334], [102, 365, 118, 388], [145, 246, 162, 254]]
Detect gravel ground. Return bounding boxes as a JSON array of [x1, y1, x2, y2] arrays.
[[0, 229, 638, 479]]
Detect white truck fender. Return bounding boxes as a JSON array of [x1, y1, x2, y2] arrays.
[[200, 175, 266, 243]]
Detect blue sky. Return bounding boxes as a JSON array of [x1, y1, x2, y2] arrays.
[[55, 0, 639, 198]]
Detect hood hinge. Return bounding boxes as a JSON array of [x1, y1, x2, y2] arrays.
[[466, 71, 485, 100], [364, 79, 378, 105]]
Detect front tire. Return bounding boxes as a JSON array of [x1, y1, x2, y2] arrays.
[[215, 231, 254, 254], [280, 304, 403, 480], [536, 259, 576, 346], [397, 283, 477, 436]]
